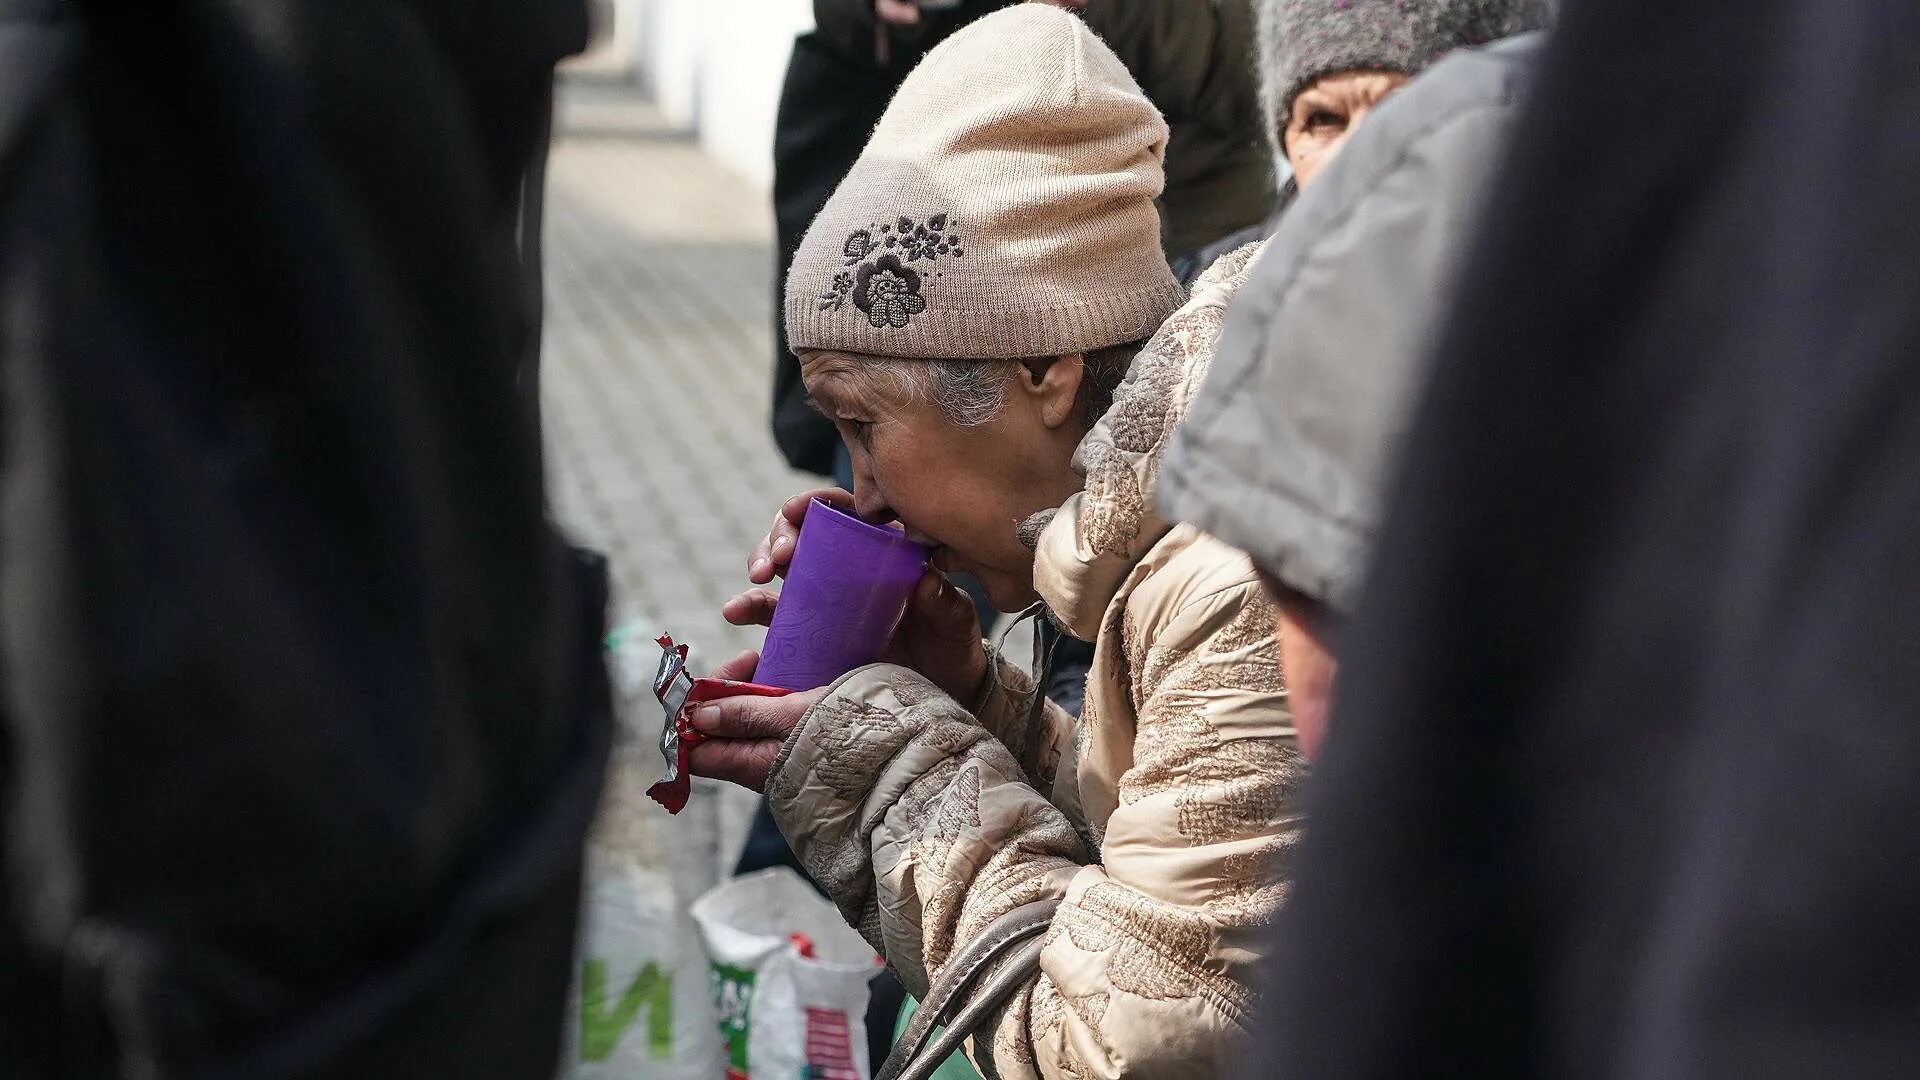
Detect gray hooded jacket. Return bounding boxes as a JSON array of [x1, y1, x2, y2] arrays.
[[1160, 32, 1545, 614]]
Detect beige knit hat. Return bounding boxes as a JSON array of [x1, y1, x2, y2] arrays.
[[784, 4, 1185, 360]]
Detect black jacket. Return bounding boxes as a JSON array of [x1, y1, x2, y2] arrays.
[[0, 2, 609, 1075], [1264, 2, 1920, 1077], [771, 1, 1013, 475]]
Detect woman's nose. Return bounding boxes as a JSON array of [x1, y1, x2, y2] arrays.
[[850, 475, 896, 525]]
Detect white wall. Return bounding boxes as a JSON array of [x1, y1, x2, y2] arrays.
[[625, 0, 814, 192]]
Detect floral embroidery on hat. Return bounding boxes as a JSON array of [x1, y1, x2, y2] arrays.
[[818, 270, 855, 312], [853, 255, 926, 328], [843, 231, 875, 266], [834, 214, 963, 329]]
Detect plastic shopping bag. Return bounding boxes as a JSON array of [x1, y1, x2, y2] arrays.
[[692, 868, 880, 1080], [565, 865, 727, 1078]]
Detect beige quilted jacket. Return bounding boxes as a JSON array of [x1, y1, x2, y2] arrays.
[[766, 246, 1303, 1079]]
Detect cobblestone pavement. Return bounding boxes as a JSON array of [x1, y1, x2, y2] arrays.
[[541, 76, 807, 894]]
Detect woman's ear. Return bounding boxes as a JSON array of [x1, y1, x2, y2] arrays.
[[1017, 354, 1086, 430]]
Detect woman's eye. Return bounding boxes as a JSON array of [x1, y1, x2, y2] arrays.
[[841, 419, 874, 443], [1305, 110, 1345, 134]]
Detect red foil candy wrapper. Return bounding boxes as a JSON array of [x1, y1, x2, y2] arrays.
[[646, 635, 792, 814]]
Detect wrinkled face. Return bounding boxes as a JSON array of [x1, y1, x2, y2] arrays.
[[1284, 70, 1412, 189], [800, 351, 1090, 612]]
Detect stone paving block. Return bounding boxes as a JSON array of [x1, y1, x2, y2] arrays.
[[542, 77, 814, 895]]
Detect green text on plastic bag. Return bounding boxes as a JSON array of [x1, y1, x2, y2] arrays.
[[709, 962, 756, 1074], [579, 959, 674, 1062]]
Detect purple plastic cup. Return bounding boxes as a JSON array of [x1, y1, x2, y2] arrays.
[[753, 500, 930, 691]]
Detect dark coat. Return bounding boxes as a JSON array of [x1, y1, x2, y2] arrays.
[[771, 0, 1016, 475], [0, 2, 609, 1075], [1081, 0, 1274, 256], [1261, 1, 1920, 1077]]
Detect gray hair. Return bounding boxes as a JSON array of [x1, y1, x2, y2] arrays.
[[921, 359, 1014, 428], [854, 345, 1142, 429]]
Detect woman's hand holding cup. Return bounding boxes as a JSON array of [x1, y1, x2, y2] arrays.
[[729, 488, 988, 705], [746, 486, 853, 585]]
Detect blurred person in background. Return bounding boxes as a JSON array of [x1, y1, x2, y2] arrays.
[[1162, 0, 1550, 757], [697, 8, 1300, 1076], [0, 1, 608, 1075], [1259, 0, 1548, 190], [1210, 0, 1920, 1075], [1162, 0, 1546, 283]]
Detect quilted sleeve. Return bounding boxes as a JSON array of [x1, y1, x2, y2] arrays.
[[766, 577, 1301, 1079]]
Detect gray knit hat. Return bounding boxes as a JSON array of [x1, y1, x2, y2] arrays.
[[1259, 0, 1550, 144]]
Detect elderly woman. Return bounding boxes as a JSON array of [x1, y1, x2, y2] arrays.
[[689, 7, 1298, 1078]]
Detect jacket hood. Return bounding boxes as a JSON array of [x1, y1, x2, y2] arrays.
[[1031, 242, 1264, 639], [1160, 33, 1544, 614]]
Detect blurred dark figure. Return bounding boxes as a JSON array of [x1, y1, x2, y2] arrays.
[[1256, 1, 1920, 1077], [0, 2, 609, 1077], [769, 0, 1006, 479]]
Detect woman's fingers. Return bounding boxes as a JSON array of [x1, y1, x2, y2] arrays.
[[686, 739, 784, 793], [750, 487, 855, 583], [764, 518, 801, 579], [885, 570, 990, 703], [723, 588, 780, 628], [684, 688, 828, 791], [780, 486, 854, 526], [747, 528, 782, 584], [907, 569, 980, 645], [689, 687, 824, 740]]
